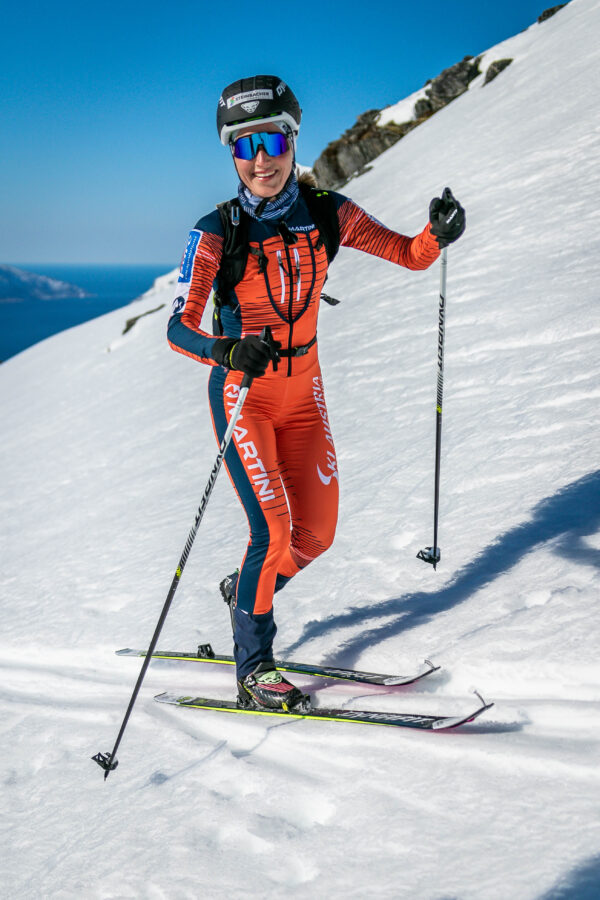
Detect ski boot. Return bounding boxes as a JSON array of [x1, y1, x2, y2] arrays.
[[237, 661, 310, 712], [219, 570, 239, 631]]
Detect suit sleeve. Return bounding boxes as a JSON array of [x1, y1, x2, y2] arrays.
[[167, 217, 227, 366], [336, 195, 440, 270]]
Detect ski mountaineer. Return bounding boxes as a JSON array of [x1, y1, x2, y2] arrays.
[[167, 75, 465, 713]]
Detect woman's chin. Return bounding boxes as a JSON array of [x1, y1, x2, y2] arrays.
[[249, 176, 285, 197]]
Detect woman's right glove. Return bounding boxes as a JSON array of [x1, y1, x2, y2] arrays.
[[429, 187, 466, 247], [211, 334, 280, 377]]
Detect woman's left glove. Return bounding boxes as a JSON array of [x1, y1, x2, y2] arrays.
[[429, 187, 466, 247], [211, 334, 281, 377]]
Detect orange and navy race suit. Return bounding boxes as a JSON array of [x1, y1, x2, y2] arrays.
[[167, 184, 440, 676]]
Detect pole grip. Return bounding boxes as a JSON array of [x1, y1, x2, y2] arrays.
[[240, 325, 278, 389], [261, 325, 279, 372]]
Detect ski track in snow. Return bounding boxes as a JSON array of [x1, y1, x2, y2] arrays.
[[2, 2, 600, 898]]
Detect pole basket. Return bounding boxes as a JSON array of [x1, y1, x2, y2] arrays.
[[92, 751, 119, 773], [417, 546, 441, 567]]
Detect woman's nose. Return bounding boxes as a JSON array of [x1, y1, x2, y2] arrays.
[[255, 147, 269, 164]]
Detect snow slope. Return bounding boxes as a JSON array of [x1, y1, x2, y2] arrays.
[[2, 1, 600, 897]]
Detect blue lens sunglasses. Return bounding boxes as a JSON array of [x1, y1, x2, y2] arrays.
[[232, 131, 289, 160]]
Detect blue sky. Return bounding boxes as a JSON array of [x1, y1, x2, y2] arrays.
[[1, 0, 555, 264]]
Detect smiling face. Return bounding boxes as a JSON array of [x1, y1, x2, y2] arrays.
[[232, 123, 294, 199]]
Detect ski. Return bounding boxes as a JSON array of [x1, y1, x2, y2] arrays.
[[116, 644, 440, 686], [154, 691, 494, 731]]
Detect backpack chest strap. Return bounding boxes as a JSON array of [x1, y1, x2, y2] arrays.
[[278, 334, 317, 358]]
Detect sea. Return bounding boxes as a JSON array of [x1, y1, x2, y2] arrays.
[[1, 263, 173, 362]]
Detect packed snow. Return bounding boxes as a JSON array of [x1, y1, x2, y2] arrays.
[[2, 1, 599, 897]]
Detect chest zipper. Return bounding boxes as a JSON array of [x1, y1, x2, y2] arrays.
[[283, 244, 295, 377]]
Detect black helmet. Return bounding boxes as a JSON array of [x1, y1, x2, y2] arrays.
[[217, 75, 302, 145]]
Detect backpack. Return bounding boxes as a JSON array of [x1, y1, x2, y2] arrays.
[[210, 182, 341, 334]]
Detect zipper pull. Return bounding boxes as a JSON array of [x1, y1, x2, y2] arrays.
[[277, 251, 286, 304], [294, 249, 301, 302]]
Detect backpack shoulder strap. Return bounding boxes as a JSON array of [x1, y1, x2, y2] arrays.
[[298, 183, 341, 264], [214, 198, 250, 308]]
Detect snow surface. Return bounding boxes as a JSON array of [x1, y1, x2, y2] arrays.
[[377, 85, 429, 128], [2, 1, 600, 897]]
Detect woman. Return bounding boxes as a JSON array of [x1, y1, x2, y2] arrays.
[[167, 75, 465, 711]]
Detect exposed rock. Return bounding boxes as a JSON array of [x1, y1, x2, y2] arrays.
[[122, 303, 165, 335], [312, 110, 406, 189], [311, 1, 571, 191], [313, 56, 481, 189], [484, 58, 514, 85], [538, 4, 567, 23], [414, 56, 482, 118]]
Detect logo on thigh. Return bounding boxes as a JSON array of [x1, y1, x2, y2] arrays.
[[225, 384, 276, 503], [317, 450, 339, 486], [312, 376, 338, 486]]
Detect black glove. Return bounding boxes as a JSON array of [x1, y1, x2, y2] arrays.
[[429, 187, 466, 248], [212, 334, 280, 377]]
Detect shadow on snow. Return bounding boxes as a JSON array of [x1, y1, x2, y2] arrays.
[[286, 469, 600, 669], [537, 854, 600, 900]]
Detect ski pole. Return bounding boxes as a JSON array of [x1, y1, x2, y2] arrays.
[[93, 328, 273, 779], [417, 248, 447, 571]]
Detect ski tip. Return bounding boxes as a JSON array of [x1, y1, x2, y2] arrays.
[[381, 659, 441, 685], [424, 658, 442, 673], [431, 698, 494, 730]]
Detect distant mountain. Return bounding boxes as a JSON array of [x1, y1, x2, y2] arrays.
[[0, 264, 90, 303]]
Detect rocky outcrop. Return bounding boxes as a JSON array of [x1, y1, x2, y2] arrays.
[[313, 56, 481, 189], [311, 110, 412, 191], [413, 56, 482, 119], [122, 304, 165, 335], [484, 58, 513, 85], [312, 3, 572, 190], [538, 4, 567, 23]]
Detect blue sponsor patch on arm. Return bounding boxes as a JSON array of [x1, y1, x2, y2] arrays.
[[178, 230, 201, 283]]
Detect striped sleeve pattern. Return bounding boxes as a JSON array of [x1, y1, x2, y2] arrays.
[[337, 198, 440, 270], [167, 228, 225, 366]]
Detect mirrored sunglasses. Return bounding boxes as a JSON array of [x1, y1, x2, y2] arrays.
[[232, 131, 289, 160]]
